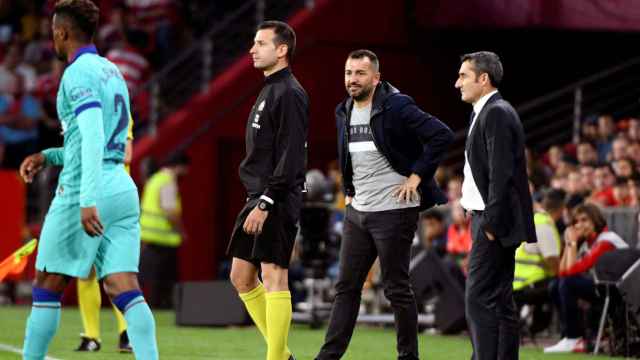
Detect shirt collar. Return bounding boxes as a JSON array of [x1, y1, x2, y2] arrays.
[[265, 66, 291, 84], [69, 44, 98, 64], [472, 89, 498, 117]]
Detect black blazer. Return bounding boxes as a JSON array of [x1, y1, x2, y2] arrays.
[[465, 92, 536, 247]]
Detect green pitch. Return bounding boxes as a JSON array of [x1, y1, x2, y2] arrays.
[[0, 306, 614, 359]]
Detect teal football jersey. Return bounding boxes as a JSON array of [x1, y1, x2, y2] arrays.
[[53, 45, 136, 205]]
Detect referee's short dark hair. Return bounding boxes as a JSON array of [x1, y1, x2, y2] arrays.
[[54, 0, 100, 41], [258, 20, 296, 63], [460, 51, 503, 88]]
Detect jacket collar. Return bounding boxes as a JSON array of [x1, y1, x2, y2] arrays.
[[265, 66, 291, 84]]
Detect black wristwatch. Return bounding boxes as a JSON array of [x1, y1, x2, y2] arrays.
[[258, 199, 272, 212]]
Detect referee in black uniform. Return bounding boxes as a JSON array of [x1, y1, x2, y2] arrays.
[[227, 21, 308, 360]]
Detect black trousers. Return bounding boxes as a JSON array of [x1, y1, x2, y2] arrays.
[[139, 244, 178, 309], [316, 205, 419, 360], [465, 212, 519, 360]]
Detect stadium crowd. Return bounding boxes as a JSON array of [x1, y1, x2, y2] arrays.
[[2, 1, 640, 357], [0, 0, 230, 169]]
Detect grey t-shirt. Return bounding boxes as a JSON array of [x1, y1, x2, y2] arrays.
[[349, 104, 420, 212]]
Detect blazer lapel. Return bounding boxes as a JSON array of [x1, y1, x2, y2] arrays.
[[466, 92, 502, 155]]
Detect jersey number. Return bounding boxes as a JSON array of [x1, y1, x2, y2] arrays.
[[107, 94, 129, 152]]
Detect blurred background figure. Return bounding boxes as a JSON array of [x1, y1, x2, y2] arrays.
[[139, 154, 189, 308]]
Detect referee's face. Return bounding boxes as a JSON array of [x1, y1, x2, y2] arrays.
[[250, 29, 279, 71]]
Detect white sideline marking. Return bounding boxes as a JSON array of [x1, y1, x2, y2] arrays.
[[0, 343, 63, 360]]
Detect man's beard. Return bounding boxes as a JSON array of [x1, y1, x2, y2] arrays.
[[351, 85, 373, 102]]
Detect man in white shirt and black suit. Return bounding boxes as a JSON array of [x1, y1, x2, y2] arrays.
[[455, 51, 537, 359]]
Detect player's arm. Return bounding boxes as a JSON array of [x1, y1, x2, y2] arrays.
[[42, 148, 65, 165], [19, 146, 65, 183], [262, 89, 308, 204], [77, 106, 104, 208], [66, 69, 105, 236]]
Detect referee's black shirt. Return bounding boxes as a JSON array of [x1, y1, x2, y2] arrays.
[[239, 66, 309, 203]]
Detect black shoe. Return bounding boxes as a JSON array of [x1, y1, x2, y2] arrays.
[[75, 336, 101, 352], [118, 330, 133, 353], [289, 355, 296, 360]]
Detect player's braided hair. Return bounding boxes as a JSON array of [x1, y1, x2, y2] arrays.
[[54, 0, 100, 40]]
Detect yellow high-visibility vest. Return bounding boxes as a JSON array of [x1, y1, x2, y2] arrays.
[[513, 212, 561, 291], [140, 170, 182, 247]]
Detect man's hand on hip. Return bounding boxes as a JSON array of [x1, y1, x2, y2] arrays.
[[243, 207, 269, 235], [393, 173, 421, 203]]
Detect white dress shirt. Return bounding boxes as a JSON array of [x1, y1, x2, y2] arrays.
[[460, 90, 498, 211]]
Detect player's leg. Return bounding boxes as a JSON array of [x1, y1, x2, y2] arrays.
[[76, 267, 102, 351], [23, 271, 69, 360], [230, 258, 265, 339], [112, 302, 131, 352], [103, 273, 158, 360], [261, 263, 293, 360], [25, 200, 99, 359], [96, 190, 157, 359]]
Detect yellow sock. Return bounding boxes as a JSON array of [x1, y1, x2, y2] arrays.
[[112, 303, 127, 334], [265, 291, 292, 360], [77, 275, 101, 340], [239, 283, 269, 344]]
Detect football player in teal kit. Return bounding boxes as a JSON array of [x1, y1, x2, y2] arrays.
[[19, 1, 158, 359]]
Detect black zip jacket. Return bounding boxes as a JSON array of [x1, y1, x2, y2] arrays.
[[336, 81, 454, 210], [239, 67, 309, 202]]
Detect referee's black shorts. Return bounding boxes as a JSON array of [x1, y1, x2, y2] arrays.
[[226, 191, 301, 269]]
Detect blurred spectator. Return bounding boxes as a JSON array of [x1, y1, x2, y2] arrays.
[[612, 177, 633, 207], [513, 189, 564, 335], [446, 200, 471, 263], [0, 74, 43, 168], [612, 158, 637, 180], [589, 164, 616, 207], [579, 164, 595, 190], [418, 209, 447, 258], [125, 0, 180, 64], [97, 3, 127, 53], [628, 178, 640, 207], [596, 114, 616, 162], [35, 58, 63, 150], [550, 174, 566, 191], [576, 141, 598, 165], [556, 154, 577, 178], [139, 154, 189, 308], [20, 1, 41, 42], [628, 117, 640, 142], [627, 141, 640, 168], [546, 145, 564, 172], [544, 203, 628, 353], [23, 16, 53, 73], [0, 1, 22, 45], [526, 148, 549, 189], [565, 170, 588, 197], [446, 175, 462, 202], [107, 29, 150, 94], [609, 135, 630, 162], [580, 116, 598, 143]]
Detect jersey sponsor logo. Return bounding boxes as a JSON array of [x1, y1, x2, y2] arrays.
[[69, 87, 94, 102]]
